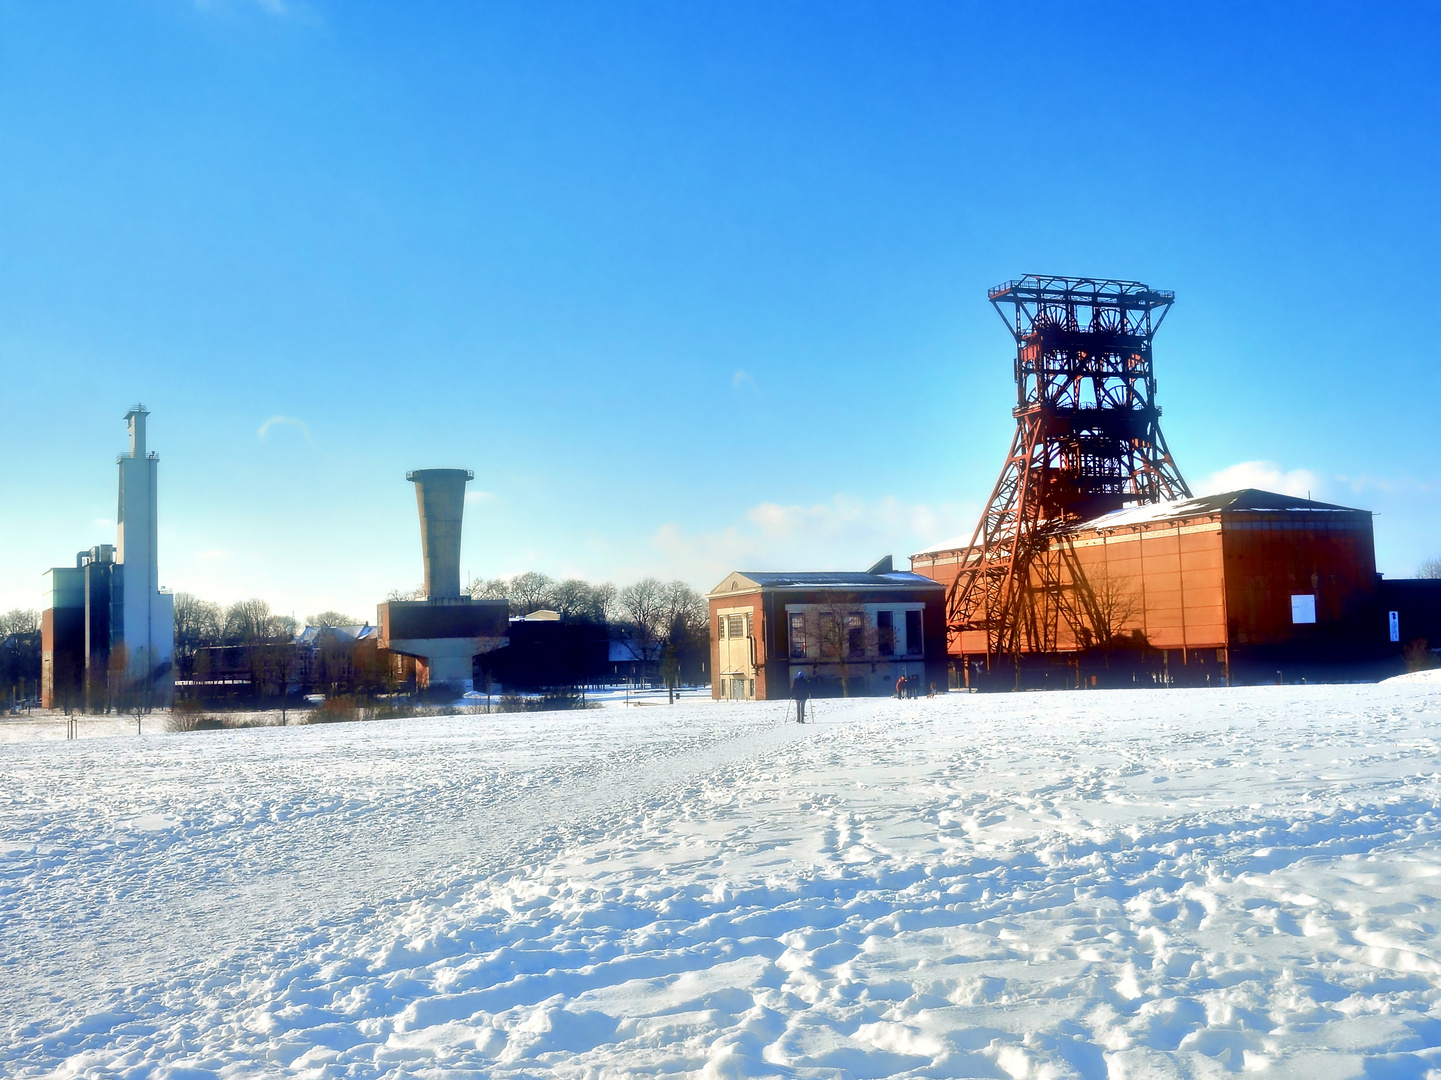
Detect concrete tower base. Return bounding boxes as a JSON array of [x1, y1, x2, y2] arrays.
[[377, 599, 509, 696]]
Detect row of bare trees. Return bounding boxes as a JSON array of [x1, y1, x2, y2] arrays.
[[400, 571, 709, 663], [466, 572, 709, 688], [468, 573, 618, 623], [173, 594, 321, 660]]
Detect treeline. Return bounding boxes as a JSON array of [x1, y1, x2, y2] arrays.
[[173, 596, 322, 659], [180, 573, 710, 663], [386, 573, 711, 661]]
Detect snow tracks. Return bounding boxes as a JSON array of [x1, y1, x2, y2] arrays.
[[4, 682, 1441, 1078]]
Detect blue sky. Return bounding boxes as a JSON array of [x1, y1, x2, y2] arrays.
[[2, 1, 1438, 621]]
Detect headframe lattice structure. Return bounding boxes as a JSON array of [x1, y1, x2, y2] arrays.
[[946, 274, 1191, 659]]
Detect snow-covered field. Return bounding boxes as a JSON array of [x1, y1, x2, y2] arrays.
[[3, 678, 1441, 1078]]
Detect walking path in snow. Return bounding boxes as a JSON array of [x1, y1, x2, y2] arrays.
[[3, 680, 1441, 1078]]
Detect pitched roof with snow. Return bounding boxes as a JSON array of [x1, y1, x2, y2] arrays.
[[297, 623, 376, 646], [708, 570, 943, 597], [911, 489, 1370, 557], [1078, 489, 1368, 531]]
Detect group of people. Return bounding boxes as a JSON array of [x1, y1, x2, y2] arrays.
[[894, 674, 928, 699], [788, 671, 934, 723]]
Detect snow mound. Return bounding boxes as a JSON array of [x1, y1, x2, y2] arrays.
[[1384, 667, 1441, 684]]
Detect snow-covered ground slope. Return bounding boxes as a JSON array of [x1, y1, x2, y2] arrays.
[[3, 681, 1441, 1078]]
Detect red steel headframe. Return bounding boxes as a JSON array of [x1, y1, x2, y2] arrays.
[[946, 275, 1191, 660]]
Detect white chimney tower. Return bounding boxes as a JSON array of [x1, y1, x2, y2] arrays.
[[116, 405, 174, 698]]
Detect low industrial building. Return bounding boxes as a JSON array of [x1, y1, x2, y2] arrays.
[[911, 488, 1414, 686], [41, 406, 175, 709], [478, 611, 611, 691], [707, 559, 948, 700]]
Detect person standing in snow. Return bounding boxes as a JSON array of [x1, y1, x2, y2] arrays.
[[895, 674, 906, 699], [791, 673, 809, 724]]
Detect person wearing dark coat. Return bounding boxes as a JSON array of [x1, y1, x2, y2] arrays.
[[791, 673, 809, 723]]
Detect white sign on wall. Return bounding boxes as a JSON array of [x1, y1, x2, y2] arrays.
[[1390, 611, 1401, 643], [1290, 594, 1317, 625]]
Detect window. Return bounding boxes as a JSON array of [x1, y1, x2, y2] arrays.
[[727, 615, 746, 638], [877, 611, 894, 656], [1290, 594, 1317, 625], [819, 613, 839, 658], [717, 616, 726, 639], [905, 610, 923, 655], [847, 613, 864, 657], [789, 612, 807, 659], [745, 613, 753, 638]]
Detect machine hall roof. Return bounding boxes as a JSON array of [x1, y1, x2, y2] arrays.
[[912, 489, 1370, 558], [709, 570, 943, 597], [1078, 489, 1369, 531]]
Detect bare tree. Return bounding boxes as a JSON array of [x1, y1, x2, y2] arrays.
[[551, 579, 601, 622], [508, 572, 556, 615], [659, 581, 707, 635], [266, 614, 298, 642], [592, 582, 619, 623], [386, 585, 426, 602], [0, 609, 39, 636], [224, 599, 274, 644], [52, 651, 82, 716], [618, 578, 667, 666], [655, 581, 708, 699], [0, 610, 41, 706], [173, 593, 222, 660], [468, 577, 509, 601], [811, 593, 875, 697], [1420, 558, 1441, 580], [106, 642, 130, 718], [255, 642, 299, 723], [306, 610, 359, 628], [1071, 564, 1142, 651]]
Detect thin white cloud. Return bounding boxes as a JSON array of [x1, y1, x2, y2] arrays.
[[644, 494, 977, 587], [732, 370, 759, 393], [256, 415, 312, 443], [1196, 461, 1321, 499], [465, 490, 498, 504], [1335, 472, 1437, 498], [194, 0, 293, 16]]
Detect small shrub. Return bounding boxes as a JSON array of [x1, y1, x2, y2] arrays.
[[497, 690, 594, 713], [369, 701, 416, 721], [1404, 637, 1437, 673], [168, 698, 223, 732], [310, 696, 362, 724]]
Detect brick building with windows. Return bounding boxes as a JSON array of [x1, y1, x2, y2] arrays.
[[706, 559, 948, 700]]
